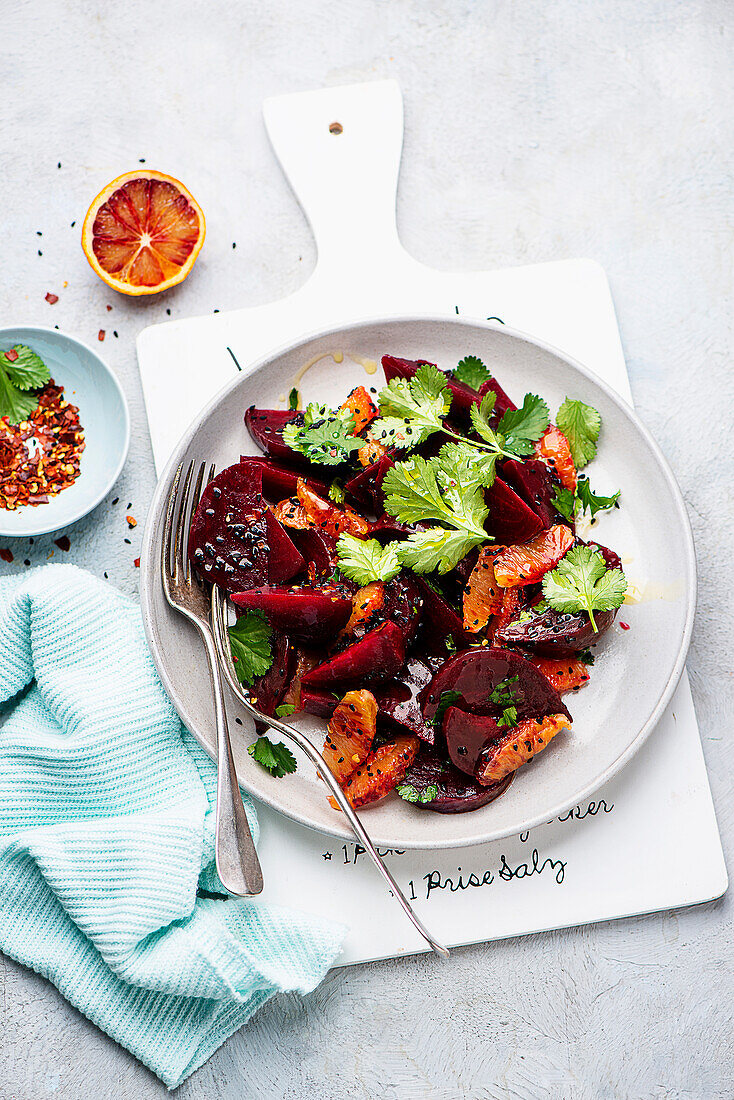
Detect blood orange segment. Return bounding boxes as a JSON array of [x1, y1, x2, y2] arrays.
[[340, 734, 420, 809], [463, 546, 504, 632], [340, 386, 378, 434], [358, 440, 388, 467], [296, 479, 370, 538], [340, 582, 385, 638], [323, 689, 377, 785], [493, 525, 575, 588], [273, 497, 311, 529], [81, 170, 205, 296], [536, 425, 577, 491], [531, 657, 590, 695], [478, 714, 571, 785]]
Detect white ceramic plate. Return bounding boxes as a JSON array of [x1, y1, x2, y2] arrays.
[[139, 316, 696, 849], [0, 326, 130, 537]]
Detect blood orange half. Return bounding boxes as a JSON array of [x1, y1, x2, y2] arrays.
[[81, 170, 205, 296]]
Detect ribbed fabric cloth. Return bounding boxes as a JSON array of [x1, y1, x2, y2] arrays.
[[0, 565, 345, 1088]]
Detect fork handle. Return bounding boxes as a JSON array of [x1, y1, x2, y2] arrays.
[[201, 628, 264, 896]]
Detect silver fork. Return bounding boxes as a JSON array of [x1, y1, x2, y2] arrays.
[[211, 584, 449, 959], [162, 461, 264, 897]]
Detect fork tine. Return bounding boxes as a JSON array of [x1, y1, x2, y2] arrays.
[[185, 462, 207, 583], [174, 461, 195, 583], [163, 463, 183, 583]]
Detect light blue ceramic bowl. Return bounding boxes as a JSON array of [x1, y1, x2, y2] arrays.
[[0, 326, 130, 537]]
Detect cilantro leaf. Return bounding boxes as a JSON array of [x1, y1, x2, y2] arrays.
[[436, 442, 499, 494], [453, 355, 491, 389], [542, 545, 627, 631], [382, 453, 491, 573], [336, 534, 402, 585], [248, 736, 297, 778], [397, 782, 438, 804], [3, 345, 50, 391], [228, 610, 273, 685], [0, 370, 38, 424], [497, 705, 518, 729], [551, 477, 620, 522], [368, 364, 452, 451], [556, 399, 601, 468], [288, 387, 300, 410], [469, 391, 499, 445], [282, 403, 364, 466], [397, 528, 487, 575], [497, 394, 549, 457], [551, 485, 577, 522], [575, 476, 620, 518], [275, 703, 296, 717]]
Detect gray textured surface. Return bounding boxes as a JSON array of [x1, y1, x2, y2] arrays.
[[1, 1, 733, 1097]]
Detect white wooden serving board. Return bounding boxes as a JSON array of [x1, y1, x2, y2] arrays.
[[137, 80, 726, 963]]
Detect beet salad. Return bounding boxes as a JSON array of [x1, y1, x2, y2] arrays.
[[188, 353, 627, 814]]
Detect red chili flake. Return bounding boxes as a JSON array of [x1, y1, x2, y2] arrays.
[[133, 557, 140, 568], [98, 330, 105, 342], [45, 292, 58, 304], [126, 514, 137, 528], [0, 548, 13, 563], [106, 305, 112, 312], [4, 349, 18, 363], [0, 379, 85, 511], [54, 535, 71, 552], [620, 621, 630, 630]]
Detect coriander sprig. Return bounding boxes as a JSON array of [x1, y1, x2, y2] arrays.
[[282, 402, 365, 466], [542, 545, 627, 630], [367, 364, 452, 450], [381, 453, 492, 574], [336, 534, 402, 585], [228, 610, 273, 684]]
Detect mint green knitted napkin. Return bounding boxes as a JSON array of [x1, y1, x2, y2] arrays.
[[0, 565, 345, 1088]]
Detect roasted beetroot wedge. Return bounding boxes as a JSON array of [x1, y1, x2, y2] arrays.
[[245, 407, 303, 465], [421, 646, 570, 723], [443, 706, 501, 777], [238, 456, 329, 501], [291, 527, 340, 578], [231, 586, 352, 642], [301, 621, 406, 687], [250, 632, 297, 718], [264, 510, 306, 585], [413, 577, 476, 654], [189, 462, 270, 593], [501, 458, 566, 530], [400, 750, 514, 813], [494, 605, 617, 656], [484, 477, 544, 544], [345, 453, 395, 511], [381, 355, 516, 424]]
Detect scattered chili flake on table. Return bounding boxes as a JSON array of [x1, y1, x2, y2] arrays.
[[45, 292, 58, 305], [98, 330, 105, 342], [0, 548, 13, 563], [0, 379, 85, 510], [133, 557, 140, 568], [126, 514, 137, 528], [54, 535, 71, 552]]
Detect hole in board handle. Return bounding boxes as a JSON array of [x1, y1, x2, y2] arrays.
[[329, 121, 343, 135]]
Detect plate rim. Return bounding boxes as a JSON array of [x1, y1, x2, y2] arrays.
[[0, 324, 131, 538], [140, 312, 697, 849]]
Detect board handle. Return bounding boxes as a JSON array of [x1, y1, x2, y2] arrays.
[[263, 80, 404, 272]]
